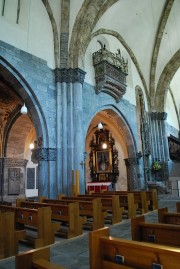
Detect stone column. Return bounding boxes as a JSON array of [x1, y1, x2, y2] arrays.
[[67, 73, 74, 195], [150, 112, 169, 181], [72, 68, 86, 193], [31, 148, 56, 197], [55, 68, 86, 195], [55, 69, 63, 195], [124, 158, 139, 190], [150, 112, 169, 161]]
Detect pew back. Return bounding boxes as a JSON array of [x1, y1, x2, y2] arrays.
[[131, 215, 180, 247], [0, 205, 55, 248], [158, 207, 180, 225], [17, 199, 82, 238], [15, 246, 66, 269], [89, 227, 180, 269]]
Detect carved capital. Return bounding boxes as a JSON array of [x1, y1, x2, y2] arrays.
[[124, 158, 139, 166], [151, 112, 167, 121], [54, 68, 86, 84], [31, 148, 56, 163], [3, 158, 28, 167]]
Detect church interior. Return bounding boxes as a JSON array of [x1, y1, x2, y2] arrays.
[[0, 0, 180, 268]]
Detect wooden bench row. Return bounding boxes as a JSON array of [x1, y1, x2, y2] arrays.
[[58, 194, 123, 225], [102, 189, 158, 212], [15, 246, 66, 269], [16, 199, 85, 239], [131, 214, 180, 247], [89, 226, 180, 269], [0, 205, 58, 249], [0, 212, 25, 259], [40, 196, 106, 231]]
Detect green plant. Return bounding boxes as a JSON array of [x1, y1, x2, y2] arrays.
[[152, 161, 161, 171]]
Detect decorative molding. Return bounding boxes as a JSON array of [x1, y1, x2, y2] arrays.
[[31, 148, 57, 163], [124, 158, 139, 166], [151, 112, 167, 120], [54, 68, 86, 84], [3, 158, 28, 167], [92, 45, 128, 102]]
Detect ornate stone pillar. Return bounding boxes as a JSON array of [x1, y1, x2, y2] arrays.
[[124, 158, 140, 190], [54, 68, 86, 195]]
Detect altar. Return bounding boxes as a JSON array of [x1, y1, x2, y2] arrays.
[[86, 182, 112, 193]]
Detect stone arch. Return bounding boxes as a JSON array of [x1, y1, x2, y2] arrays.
[[85, 105, 138, 157], [68, 0, 118, 68], [155, 49, 180, 112], [85, 105, 141, 190], [0, 57, 49, 148], [41, 0, 59, 68]]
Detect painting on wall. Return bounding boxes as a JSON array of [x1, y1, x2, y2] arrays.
[[96, 150, 111, 173]]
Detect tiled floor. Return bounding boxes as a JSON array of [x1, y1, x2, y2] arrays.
[[0, 194, 179, 269]]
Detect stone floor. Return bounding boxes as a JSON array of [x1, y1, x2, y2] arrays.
[[0, 194, 179, 269]]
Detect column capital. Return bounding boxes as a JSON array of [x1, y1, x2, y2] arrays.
[[150, 112, 167, 120], [31, 148, 57, 163], [124, 158, 139, 166], [54, 68, 86, 84]]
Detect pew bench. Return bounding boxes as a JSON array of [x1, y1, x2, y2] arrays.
[[158, 207, 180, 225], [17, 199, 84, 238], [15, 246, 66, 269], [92, 192, 137, 218], [0, 205, 57, 248], [89, 227, 180, 269], [176, 201, 180, 212], [146, 189, 158, 210], [0, 212, 26, 259], [103, 190, 150, 214], [131, 215, 180, 247], [77, 194, 124, 224], [41, 196, 106, 230]]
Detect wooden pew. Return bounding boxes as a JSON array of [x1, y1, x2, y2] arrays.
[[89, 227, 180, 269], [131, 215, 180, 247], [146, 189, 158, 210], [103, 190, 151, 214], [176, 201, 180, 212], [77, 194, 124, 224], [91, 192, 137, 218], [158, 207, 180, 225], [0, 205, 57, 248], [17, 199, 84, 238], [41, 196, 105, 230], [15, 246, 66, 269], [0, 212, 25, 259]]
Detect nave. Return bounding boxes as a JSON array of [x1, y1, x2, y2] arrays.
[[0, 194, 179, 269]]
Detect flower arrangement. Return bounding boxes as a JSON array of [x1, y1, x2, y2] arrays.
[[152, 161, 161, 171]]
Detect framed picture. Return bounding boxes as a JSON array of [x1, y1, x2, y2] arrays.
[[96, 150, 112, 173]]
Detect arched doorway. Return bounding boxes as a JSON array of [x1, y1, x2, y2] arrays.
[[85, 108, 142, 191]]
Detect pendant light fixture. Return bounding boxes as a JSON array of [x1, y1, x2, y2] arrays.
[[20, 103, 28, 114]]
